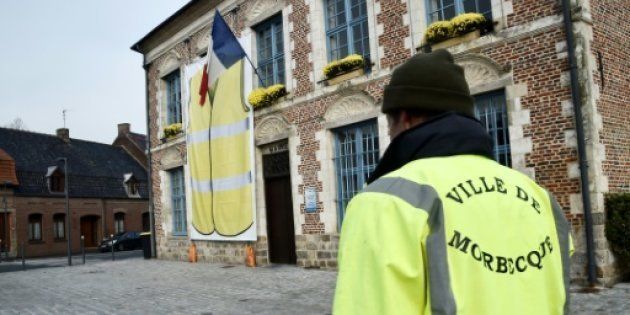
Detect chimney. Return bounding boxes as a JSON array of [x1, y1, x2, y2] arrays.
[[118, 123, 130, 136], [56, 128, 70, 143]]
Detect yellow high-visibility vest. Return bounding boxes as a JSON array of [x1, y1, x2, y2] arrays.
[[334, 155, 573, 315]]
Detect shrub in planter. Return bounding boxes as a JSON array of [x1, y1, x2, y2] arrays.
[[451, 13, 486, 34], [248, 84, 288, 109], [605, 193, 630, 277], [163, 123, 183, 139], [266, 84, 287, 100], [323, 54, 364, 79], [424, 21, 454, 44]]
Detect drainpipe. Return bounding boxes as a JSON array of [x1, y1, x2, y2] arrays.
[[137, 50, 157, 259], [561, 0, 598, 286]]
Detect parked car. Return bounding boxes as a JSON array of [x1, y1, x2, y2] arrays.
[[99, 231, 142, 252]]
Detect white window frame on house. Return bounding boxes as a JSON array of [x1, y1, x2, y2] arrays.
[[169, 167, 187, 236], [114, 212, 125, 235], [46, 166, 65, 194], [311, 0, 378, 86], [332, 119, 380, 230], [28, 213, 42, 241], [253, 13, 286, 87], [123, 173, 140, 198], [473, 89, 511, 167], [53, 213, 65, 240]]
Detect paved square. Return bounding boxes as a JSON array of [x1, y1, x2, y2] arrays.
[[0, 252, 628, 314]]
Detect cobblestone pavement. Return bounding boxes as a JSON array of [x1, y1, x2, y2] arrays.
[[0, 251, 336, 315], [0, 252, 628, 314]]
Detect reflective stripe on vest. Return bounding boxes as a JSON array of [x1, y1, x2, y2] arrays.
[[363, 177, 456, 315]]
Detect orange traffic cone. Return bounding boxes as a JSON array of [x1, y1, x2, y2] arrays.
[[245, 244, 256, 267], [188, 242, 198, 263]]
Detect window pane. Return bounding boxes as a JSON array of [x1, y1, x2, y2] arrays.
[[170, 168, 187, 235], [256, 15, 284, 86], [165, 71, 181, 124], [463, 0, 478, 13], [334, 120, 379, 230], [443, 4, 456, 20], [479, 0, 492, 16], [474, 91, 511, 167]]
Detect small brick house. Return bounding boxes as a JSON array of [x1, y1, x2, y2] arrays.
[[132, 0, 628, 285], [0, 125, 149, 258]]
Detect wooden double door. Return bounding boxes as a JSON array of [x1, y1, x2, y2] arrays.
[[263, 147, 296, 264]]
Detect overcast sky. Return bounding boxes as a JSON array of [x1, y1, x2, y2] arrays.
[[0, 0, 189, 143]]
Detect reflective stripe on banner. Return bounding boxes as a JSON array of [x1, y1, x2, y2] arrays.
[[363, 177, 457, 315], [191, 171, 252, 193], [549, 194, 571, 315], [187, 118, 250, 145]]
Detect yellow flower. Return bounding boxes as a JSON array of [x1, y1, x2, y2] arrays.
[[424, 20, 454, 44], [451, 13, 486, 34], [164, 123, 183, 139], [323, 54, 365, 78]]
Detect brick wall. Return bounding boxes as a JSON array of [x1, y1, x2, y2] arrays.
[[507, 0, 561, 27], [591, 0, 630, 194], [376, 0, 411, 69], [288, 0, 314, 96], [140, 0, 626, 279], [14, 197, 147, 258]]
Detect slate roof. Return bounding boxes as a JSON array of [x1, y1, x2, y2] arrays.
[[0, 127, 148, 199], [128, 132, 148, 151]]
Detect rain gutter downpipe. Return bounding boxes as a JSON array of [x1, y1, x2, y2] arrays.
[[561, 0, 598, 286]]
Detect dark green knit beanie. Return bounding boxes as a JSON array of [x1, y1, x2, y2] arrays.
[[382, 49, 474, 117]]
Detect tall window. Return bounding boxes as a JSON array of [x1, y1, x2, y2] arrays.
[[164, 70, 182, 125], [334, 120, 380, 229], [474, 90, 511, 167], [28, 214, 42, 241], [114, 212, 125, 234], [427, 0, 492, 23], [324, 0, 370, 62], [170, 167, 187, 236], [255, 14, 285, 87], [53, 213, 65, 240]]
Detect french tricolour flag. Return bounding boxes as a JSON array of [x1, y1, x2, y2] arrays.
[[198, 10, 247, 106]]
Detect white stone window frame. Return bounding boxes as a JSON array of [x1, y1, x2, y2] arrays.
[[253, 114, 299, 239], [454, 53, 533, 178], [241, 0, 293, 92], [158, 147, 190, 239], [317, 92, 388, 233], [407, 0, 514, 50], [310, 0, 380, 85], [156, 51, 185, 142]]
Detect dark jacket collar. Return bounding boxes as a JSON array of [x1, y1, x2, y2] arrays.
[[367, 112, 494, 184]]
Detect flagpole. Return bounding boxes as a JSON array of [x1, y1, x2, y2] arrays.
[[243, 54, 266, 87]]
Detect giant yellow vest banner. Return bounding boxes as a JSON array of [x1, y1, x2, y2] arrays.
[[185, 57, 256, 241]]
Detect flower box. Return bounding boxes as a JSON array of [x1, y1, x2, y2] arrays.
[[163, 123, 183, 140], [249, 84, 288, 110], [431, 29, 481, 50], [326, 68, 365, 86]]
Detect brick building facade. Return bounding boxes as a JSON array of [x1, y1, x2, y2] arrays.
[[132, 0, 628, 285], [0, 125, 149, 258]]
